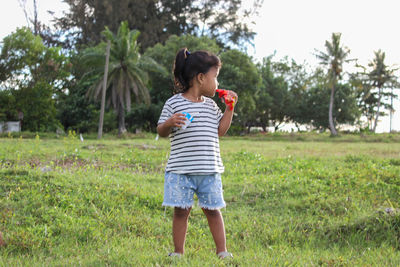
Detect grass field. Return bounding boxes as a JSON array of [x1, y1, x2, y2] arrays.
[[1, 132, 400, 266]]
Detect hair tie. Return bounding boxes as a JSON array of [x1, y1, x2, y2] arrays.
[[185, 50, 191, 58]]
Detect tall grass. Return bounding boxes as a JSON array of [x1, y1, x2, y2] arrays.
[[1, 133, 399, 266]]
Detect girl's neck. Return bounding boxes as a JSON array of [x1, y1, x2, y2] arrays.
[[182, 88, 203, 103]]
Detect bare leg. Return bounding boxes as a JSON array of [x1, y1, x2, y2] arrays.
[[202, 208, 227, 254], [172, 207, 191, 254]]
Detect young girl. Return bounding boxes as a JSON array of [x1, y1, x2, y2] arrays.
[[157, 48, 237, 259]]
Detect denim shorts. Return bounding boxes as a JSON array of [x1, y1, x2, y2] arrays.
[[162, 172, 226, 210]]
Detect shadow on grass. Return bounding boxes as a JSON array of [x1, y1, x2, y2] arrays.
[[316, 213, 400, 249]]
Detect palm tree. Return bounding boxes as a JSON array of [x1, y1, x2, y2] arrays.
[[368, 50, 398, 133], [315, 33, 351, 136], [82, 21, 165, 135]]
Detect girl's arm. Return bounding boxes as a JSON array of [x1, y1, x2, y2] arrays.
[[157, 113, 186, 137], [218, 90, 238, 136], [218, 108, 234, 136]]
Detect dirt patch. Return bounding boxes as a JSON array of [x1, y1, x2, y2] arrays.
[[3, 156, 163, 173], [120, 143, 158, 150], [21, 157, 98, 170], [82, 144, 107, 150], [0, 231, 5, 247], [52, 157, 90, 168], [132, 144, 158, 150], [107, 162, 164, 173]]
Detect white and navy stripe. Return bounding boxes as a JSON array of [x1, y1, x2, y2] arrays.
[[158, 94, 224, 174]]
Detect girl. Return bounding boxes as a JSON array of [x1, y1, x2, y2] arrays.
[[157, 48, 237, 259]]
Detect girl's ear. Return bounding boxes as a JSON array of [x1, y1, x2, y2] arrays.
[[196, 73, 205, 85]]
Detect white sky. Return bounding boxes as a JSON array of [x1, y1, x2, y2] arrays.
[[249, 0, 400, 67], [1, 0, 399, 132]]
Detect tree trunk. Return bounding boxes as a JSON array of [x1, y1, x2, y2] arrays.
[[274, 121, 283, 132], [294, 122, 301, 132], [390, 88, 393, 133], [261, 125, 266, 132], [328, 80, 338, 136], [98, 40, 110, 139], [373, 86, 382, 133], [33, 0, 38, 35], [117, 102, 127, 136]]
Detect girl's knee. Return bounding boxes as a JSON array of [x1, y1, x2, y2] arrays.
[[174, 207, 191, 218], [202, 208, 220, 217]]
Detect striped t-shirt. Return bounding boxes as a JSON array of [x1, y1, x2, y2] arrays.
[[158, 93, 224, 174]]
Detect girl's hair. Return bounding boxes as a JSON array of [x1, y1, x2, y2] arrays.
[[173, 48, 221, 93]]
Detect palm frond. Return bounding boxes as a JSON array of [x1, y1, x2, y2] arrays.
[[81, 20, 160, 121], [314, 32, 351, 81], [113, 69, 125, 110], [85, 78, 102, 99], [129, 30, 140, 45], [128, 66, 147, 88], [129, 76, 140, 98], [138, 56, 169, 77], [101, 26, 115, 43], [126, 69, 150, 105]]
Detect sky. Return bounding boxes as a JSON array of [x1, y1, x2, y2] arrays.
[[1, 0, 399, 132], [246, 0, 400, 132]]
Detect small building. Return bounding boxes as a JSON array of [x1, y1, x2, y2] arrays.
[[0, 121, 21, 133]]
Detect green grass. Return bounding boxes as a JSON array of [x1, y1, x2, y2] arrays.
[[1, 133, 400, 266]]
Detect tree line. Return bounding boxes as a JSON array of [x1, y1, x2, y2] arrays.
[[0, 0, 398, 135]]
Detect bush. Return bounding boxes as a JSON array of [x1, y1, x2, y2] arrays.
[[125, 103, 162, 133]]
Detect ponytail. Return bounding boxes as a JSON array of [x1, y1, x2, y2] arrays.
[[173, 48, 221, 93], [173, 48, 191, 93]]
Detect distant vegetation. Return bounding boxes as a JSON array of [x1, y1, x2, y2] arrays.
[[0, 0, 398, 136]]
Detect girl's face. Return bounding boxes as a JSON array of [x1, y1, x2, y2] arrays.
[[201, 66, 220, 97]]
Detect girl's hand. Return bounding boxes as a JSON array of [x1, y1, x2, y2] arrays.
[[226, 90, 238, 102], [225, 90, 238, 110], [166, 113, 187, 128], [157, 113, 187, 137]]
